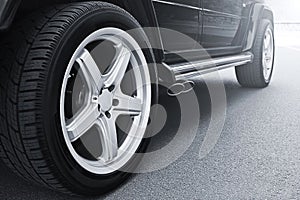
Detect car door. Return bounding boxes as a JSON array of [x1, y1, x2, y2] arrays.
[[152, 0, 201, 53], [202, 0, 244, 55]]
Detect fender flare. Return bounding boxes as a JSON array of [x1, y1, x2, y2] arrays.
[[242, 3, 274, 52], [0, 0, 164, 62], [123, 0, 164, 62]]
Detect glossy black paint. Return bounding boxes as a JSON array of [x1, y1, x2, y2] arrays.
[[153, 0, 201, 52], [152, 0, 272, 60], [0, 0, 273, 63], [242, 3, 274, 51], [202, 0, 244, 48]]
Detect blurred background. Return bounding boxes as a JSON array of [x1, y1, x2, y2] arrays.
[[266, 0, 300, 23], [266, 0, 300, 47]]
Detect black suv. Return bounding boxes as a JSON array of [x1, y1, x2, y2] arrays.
[[0, 0, 274, 196]]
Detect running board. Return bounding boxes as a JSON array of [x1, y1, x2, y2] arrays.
[[164, 52, 253, 81]]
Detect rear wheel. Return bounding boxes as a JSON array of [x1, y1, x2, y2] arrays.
[[0, 2, 157, 196], [236, 19, 275, 88]]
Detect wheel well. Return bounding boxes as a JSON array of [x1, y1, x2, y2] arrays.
[[17, 0, 148, 26], [14, 0, 164, 62], [262, 8, 274, 25], [242, 3, 274, 52]]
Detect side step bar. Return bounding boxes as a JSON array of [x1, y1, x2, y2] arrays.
[[164, 52, 253, 82]]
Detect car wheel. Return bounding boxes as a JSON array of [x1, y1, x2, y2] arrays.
[[236, 19, 275, 88], [0, 2, 157, 196]]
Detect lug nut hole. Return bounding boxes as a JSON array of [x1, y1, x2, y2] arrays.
[[113, 99, 119, 106], [105, 111, 111, 118], [108, 85, 115, 92]]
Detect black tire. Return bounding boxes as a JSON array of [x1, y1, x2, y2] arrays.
[[235, 19, 275, 88], [0, 2, 157, 196]]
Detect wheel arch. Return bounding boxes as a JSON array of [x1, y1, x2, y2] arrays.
[[242, 3, 274, 52], [0, 0, 164, 62]]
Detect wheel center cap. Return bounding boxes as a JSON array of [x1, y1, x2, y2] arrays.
[[98, 89, 113, 112]]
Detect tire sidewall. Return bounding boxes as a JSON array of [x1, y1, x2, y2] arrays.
[[42, 7, 157, 195], [257, 20, 275, 84]]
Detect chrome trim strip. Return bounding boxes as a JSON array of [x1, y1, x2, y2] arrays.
[[165, 46, 242, 55], [152, 0, 202, 11], [152, 0, 241, 19], [203, 8, 242, 19], [167, 53, 253, 81], [172, 53, 252, 73], [175, 60, 250, 81]]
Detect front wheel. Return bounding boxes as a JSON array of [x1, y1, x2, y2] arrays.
[[0, 2, 157, 196], [236, 19, 275, 88]]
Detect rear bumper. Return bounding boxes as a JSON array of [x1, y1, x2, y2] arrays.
[[0, 0, 21, 30]]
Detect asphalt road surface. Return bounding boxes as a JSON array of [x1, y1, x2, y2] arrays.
[[1, 42, 300, 199]]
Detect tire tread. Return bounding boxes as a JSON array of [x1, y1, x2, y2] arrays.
[[236, 19, 274, 88], [0, 2, 128, 194]]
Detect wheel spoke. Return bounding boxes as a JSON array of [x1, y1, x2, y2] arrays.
[[264, 39, 268, 49], [60, 27, 152, 174], [265, 55, 272, 62], [77, 49, 103, 92], [103, 44, 131, 88], [66, 104, 100, 142], [96, 117, 118, 162], [265, 32, 273, 50], [264, 65, 268, 76], [113, 90, 142, 117]]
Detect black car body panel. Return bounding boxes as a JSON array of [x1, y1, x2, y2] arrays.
[[242, 2, 274, 52], [0, 0, 273, 63], [153, 0, 201, 52], [202, 0, 244, 48]]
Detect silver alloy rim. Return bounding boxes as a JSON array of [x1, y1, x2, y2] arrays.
[[60, 28, 151, 174], [262, 27, 274, 82]]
